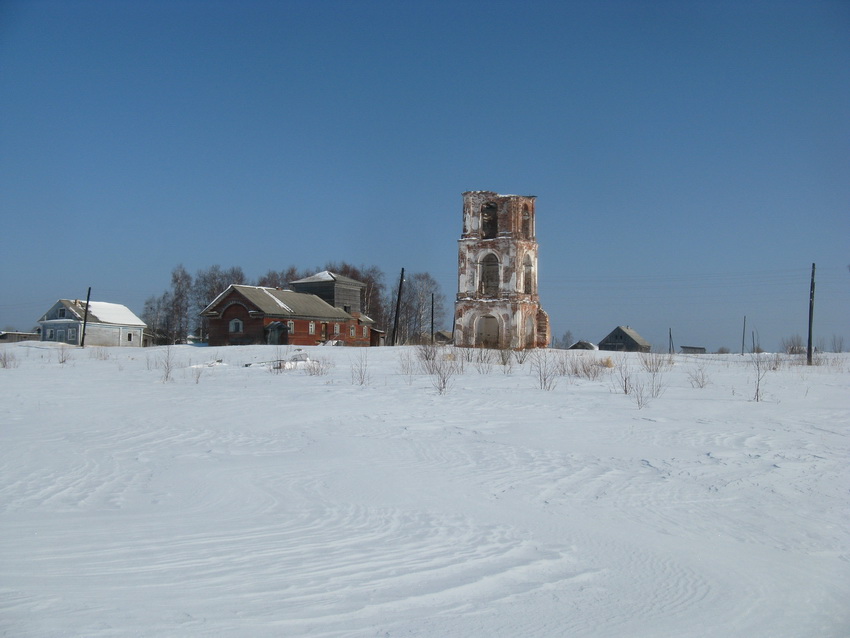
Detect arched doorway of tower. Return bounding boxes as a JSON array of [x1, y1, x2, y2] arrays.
[[475, 315, 500, 349]]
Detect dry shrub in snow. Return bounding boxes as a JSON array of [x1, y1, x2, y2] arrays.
[[530, 350, 558, 391], [639, 352, 673, 374], [416, 344, 439, 375], [306, 357, 334, 377], [474, 348, 495, 375], [429, 354, 458, 395], [159, 346, 175, 383], [350, 350, 370, 386], [0, 349, 18, 369], [89, 347, 110, 360], [749, 352, 769, 402], [397, 350, 416, 385], [501, 350, 514, 375], [686, 361, 711, 388], [612, 355, 633, 394], [563, 353, 608, 381]]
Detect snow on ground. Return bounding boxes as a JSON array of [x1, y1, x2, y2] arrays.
[[1, 342, 848, 637]]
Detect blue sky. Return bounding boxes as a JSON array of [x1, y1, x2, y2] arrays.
[[1, 0, 848, 351]]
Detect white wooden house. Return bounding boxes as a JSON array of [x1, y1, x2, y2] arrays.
[[38, 300, 146, 347]]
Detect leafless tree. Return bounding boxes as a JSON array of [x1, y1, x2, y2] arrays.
[[387, 271, 445, 344], [781, 334, 805, 355], [169, 265, 193, 343], [256, 266, 305, 289], [551, 330, 574, 349]]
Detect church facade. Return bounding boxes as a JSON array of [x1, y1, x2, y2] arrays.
[[453, 191, 550, 349]]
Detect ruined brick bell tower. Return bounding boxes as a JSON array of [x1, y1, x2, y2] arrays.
[[454, 191, 550, 349]]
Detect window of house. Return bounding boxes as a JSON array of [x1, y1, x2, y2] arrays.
[[309, 322, 315, 335], [127, 333, 133, 342], [58, 308, 66, 318], [47, 329, 54, 340], [350, 325, 356, 337], [334, 323, 340, 335], [229, 318, 243, 333], [68, 328, 77, 342], [363, 326, 368, 337], [288, 320, 295, 333]]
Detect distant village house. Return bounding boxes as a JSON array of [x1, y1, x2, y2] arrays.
[[598, 326, 651, 353], [38, 300, 146, 347]]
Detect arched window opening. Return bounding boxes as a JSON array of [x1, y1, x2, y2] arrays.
[[523, 255, 534, 294], [480, 253, 500, 296], [481, 203, 497, 239], [229, 318, 243, 333], [522, 206, 531, 239]]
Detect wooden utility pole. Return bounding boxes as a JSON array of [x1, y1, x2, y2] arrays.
[[741, 315, 746, 355], [390, 268, 404, 346], [807, 262, 816, 365], [430, 293, 435, 345], [80, 287, 92, 347]]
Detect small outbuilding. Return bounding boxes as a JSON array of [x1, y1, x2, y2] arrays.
[[0, 331, 39, 343], [680, 346, 707, 355], [598, 326, 651, 353], [568, 340, 598, 350], [38, 300, 146, 347]]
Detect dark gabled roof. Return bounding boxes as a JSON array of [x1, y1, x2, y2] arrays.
[[289, 270, 365, 288], [202, 285, 353, 321], [601, 326, 650, 347]]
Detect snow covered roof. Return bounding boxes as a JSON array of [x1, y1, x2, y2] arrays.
[[40, 300, 146, 327], [202, 285, 352, 321], [84, 302, 146, 326], [289, 271, 365, 287]]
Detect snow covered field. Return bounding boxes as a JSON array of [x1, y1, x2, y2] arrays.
[[1, 342, 848, 637]]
